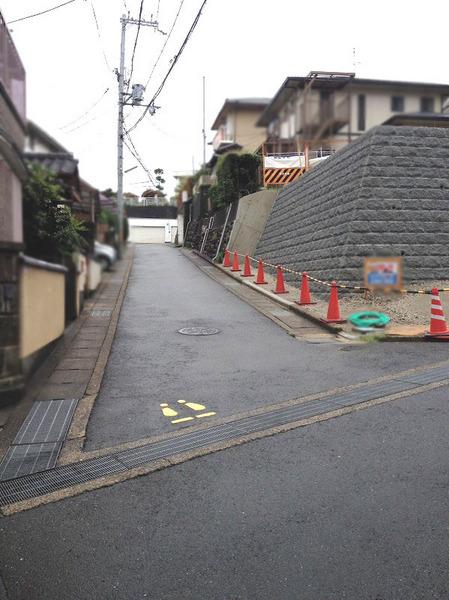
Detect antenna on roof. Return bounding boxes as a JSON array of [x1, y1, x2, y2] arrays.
[[352, 47, 361, 74]]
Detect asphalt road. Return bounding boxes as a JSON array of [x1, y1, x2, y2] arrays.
[[85, 245, 449, 449], [1, 385, 448, 600]]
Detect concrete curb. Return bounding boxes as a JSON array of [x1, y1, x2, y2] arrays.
[[59, 247, 135, 463], [191, 251, 433, 342], [192, 250, 342, 334]]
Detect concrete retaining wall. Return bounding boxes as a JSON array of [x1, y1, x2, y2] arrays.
[[256, 125, 449, 285], [228, 189, 278, 257]]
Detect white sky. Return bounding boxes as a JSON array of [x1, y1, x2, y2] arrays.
[[3, 0, 449, 198]]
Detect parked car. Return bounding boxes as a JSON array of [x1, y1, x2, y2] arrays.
[[94, 241, 117, 271]]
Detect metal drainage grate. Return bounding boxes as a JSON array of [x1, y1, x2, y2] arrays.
[[90, 309, 112, 318], [178, 327, 221, 336], [1, 369, 447, 506], [0, 399, 78, 481], [0, 442, 63, 481]]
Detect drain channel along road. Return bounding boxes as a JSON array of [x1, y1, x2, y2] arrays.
[[1, 360, 449, 513]]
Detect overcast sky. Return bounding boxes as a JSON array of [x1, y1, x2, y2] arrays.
[[3, 0, 449, 198]]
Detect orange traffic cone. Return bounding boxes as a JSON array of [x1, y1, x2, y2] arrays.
[[223, 248, 231, 267], [320, 281, 346, 323], [273, 266, 288, 294], [231, 250, 241, 272], [255, 259, 267, 285], [241, 255, 253, 277], [426, 288, 449, 338], [295, 272, 316, 306]]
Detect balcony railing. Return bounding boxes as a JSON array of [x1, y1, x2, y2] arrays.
[[301, 93, 350, 143]]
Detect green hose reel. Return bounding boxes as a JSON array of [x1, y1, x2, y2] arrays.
[[348, 311, 390, 330]]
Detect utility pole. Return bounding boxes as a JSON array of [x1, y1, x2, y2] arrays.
[[116, 13, 163, 254], [202, 75, 206, 168], [117, 16, 126, 253]]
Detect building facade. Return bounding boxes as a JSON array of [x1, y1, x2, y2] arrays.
[[258, 72, 449, 154], [0, 12, 27, 403], [210, 98, 270, 157]]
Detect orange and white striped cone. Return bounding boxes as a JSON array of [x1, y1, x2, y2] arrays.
[[223, 248, 231, 267], [231, 250, 241, 272], [426, 288, 449, 338], [241, 255, 253, 277]]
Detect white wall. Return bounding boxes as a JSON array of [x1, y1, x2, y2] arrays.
[[349, 88, 444, 133], [128, 218, 178, 244]]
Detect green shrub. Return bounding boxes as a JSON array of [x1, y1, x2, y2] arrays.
[[209, 153, 260, 209], [23, 163, 88, 262]]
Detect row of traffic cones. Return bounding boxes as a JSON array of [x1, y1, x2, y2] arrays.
[[222, 249, 345, 323], [222, 250, 449, 337]]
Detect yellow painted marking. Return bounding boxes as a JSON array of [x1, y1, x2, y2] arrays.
[[171, 417, 194, 424], [184, 402, 207, 412], [195, 412, 216, 419], [160, 404, 178, 418], [177, 400, 186, 404]]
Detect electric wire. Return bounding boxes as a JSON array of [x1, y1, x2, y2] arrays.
[[7, 0, 76, 24], [123, 130, 157, 186], [88, 0, 113, 73], [59, 87, 110, 130], [144, 0, 185, 89], [126, 0, 145, 92], [127, 0, 208, 133]]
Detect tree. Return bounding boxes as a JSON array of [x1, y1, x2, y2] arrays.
[[22, 163, 87, 262], [209, 153, 261, 209], [154, 167, 166, 195]]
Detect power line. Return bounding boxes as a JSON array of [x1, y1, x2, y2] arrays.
[[88, 0, 113, 73], [128, 0, 208, 133], [59, 87, 110, 130], [7, 0, 76, 25], [64, 113, 102, 134], [123, 130, 157, 186], [126, 0, 145, 92], [144, 0, 185, 89]]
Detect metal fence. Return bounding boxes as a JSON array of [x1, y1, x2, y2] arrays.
[[184, 200, 239, 260]]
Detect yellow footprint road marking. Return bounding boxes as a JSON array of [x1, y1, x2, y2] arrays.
[[195, 412, 216, 419], [171, 417, 194, 424], [177, 400, 206, 412], [160, 403, 178, 418], [161, 400, 217, 425]]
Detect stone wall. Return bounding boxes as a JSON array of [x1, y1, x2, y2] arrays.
[[256, 125, 449, 285]]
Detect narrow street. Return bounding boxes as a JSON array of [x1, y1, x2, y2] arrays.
[[86, 245, 448, 448], [0, 245, 448, 600]]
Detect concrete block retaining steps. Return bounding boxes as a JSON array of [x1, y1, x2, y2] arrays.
[[255, 125, 449, 286]]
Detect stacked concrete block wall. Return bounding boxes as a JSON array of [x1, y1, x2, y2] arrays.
[[256, 125, 449, 286]]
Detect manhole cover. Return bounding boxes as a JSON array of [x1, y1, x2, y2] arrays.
[[177, 327, 221, 336]]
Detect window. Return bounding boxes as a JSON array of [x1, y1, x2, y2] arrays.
[[357, 94, 366, 131], [391, 96, 404, 112], [420, 97, 435, 113]]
